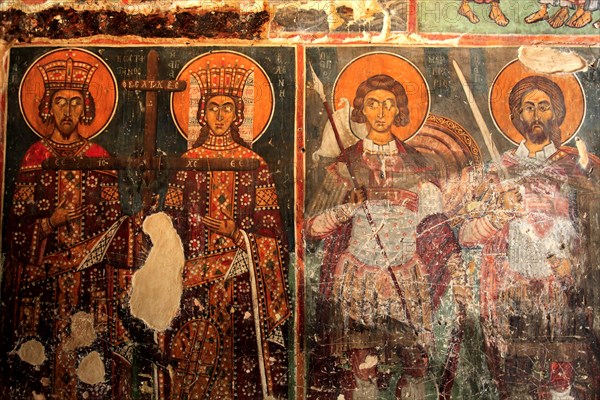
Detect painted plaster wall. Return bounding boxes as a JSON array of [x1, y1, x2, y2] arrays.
[[0, 1, 598, 399]]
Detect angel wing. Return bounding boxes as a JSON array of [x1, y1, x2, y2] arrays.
[[312, 98, 366, 161]]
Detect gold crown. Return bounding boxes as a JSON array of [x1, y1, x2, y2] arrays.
[[37, 56, 98, 92], [191, 61, 253, 99]]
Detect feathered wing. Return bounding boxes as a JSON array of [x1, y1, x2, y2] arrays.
[[306, 162, 353, 218]]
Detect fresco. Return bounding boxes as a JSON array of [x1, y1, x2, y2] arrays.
[[303, 46, 600, 399], [418, 0, 600, 34], [0, 46, 296, 399], [0, 2, 598, 399]]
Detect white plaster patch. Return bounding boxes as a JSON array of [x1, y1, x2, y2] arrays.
[[519, 47, 588, 74], [17, 339, 46, 366], [64, 311, 97, 351], [551, 387, 575, 400], [32, 391, 46, 400], [358, 354, 378, 370], [576, 138, 589, 169], [239, 0, 264, 13], [130, 212, 185, 331], [76, 351, 105, 385]]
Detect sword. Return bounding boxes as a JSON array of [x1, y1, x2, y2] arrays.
[[452, 59, 507, 180]]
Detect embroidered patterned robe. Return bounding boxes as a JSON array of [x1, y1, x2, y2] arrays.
[[162, 135, 290, 399], [1, 138, 132, 399]]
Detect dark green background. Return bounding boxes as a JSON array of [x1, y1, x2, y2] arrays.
[[3, 46, 297, 248]]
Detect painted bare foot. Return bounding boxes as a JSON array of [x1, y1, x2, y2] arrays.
[[569, 10, 593, 28], [594, 19, 600, 29], [489, 2, 509, 26], [565, 5, 585, 27], [458, 2, 480, 24], [548, 6, 569, 28], [524, 5, 548, 24]]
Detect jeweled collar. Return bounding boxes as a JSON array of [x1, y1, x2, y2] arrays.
[[362, 138, 398, 155], [44, 137, 90, 157], [203, 131, 239, 150]]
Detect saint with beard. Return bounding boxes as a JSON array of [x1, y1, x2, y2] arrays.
[[1, 50, 131, 399], [459, 75, 600, 398]]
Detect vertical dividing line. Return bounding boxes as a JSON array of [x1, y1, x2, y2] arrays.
[[294, 44, 307, 400], [0, 48, 10, 235]]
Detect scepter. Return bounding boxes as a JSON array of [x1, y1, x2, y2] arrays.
[[309, 64, 414, 327]]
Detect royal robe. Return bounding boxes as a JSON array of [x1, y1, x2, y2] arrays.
[[1, 138, 133, 399], [162, 135, 291, 399]]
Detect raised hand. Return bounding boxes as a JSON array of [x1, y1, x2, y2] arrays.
[[49, 198, 89, 229], [200, 207, 238, 238], [349, 186, 367, 204]]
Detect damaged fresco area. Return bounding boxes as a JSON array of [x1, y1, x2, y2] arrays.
[[0, 42, 598, 399], [0, 1, 598, 397], [1, 0, 599, 44], [303, 46, 600, 399], [270, 0, 408, 34]]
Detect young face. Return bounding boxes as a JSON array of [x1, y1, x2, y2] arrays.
[[205, 95, 236, 136], [519, 89, 555, 144], [50, 89, 84, 138], [362, 89, 399, 134]]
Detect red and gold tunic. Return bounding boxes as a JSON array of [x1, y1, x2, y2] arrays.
[[2, 138, 132, 399], [162, 133, 290, 399]]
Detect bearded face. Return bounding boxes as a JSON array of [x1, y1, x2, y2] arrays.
[[522, 114, 560, 145], [517, 89, 561, 146], [50, 89, 84, 139]]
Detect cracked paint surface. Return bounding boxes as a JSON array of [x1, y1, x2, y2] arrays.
[[0, 1, 598, 399]]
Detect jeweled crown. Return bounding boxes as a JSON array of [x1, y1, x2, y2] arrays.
[[37, 57, 98, 93], [191, 60, 253, 99], [37, 53, 98, 124]]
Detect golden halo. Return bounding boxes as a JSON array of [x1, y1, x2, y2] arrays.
[[171, 50, 274, 144], [19, 48, 118, 140], [489, 59, 585, 146], [333, 52, 430, 141]]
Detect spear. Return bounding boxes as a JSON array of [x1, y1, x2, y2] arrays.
[[309, 64, 415, 328]]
